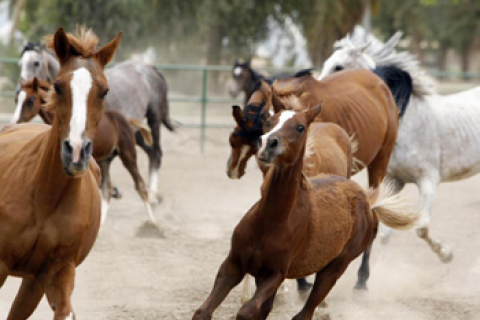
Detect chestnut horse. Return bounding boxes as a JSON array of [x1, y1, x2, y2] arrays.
[[193, 102, 418, 320], [13, 77, 157, 227], [0, 27, 121, 319], [234, 95, 354, 300], [227, 70, 399, 189]]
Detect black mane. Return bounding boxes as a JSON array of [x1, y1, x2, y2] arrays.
[[373, 65, 413, 118], [21, 42, 44, 56]]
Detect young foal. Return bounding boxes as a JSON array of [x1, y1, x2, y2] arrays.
[[233, 96, 354, 300], [0, 28, 121, 319], [193, 102, 418, 320], [13, 77, 157, 227]]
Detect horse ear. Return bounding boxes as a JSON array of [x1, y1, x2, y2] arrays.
[[232, 105, 244, 127], [95, 31, 123, 67], [53, 27, 71, 64], [305, 102, 323, 124], [32, 77, 39, 91], [271, 90, 285, 113], [245, 58, 251, 67]]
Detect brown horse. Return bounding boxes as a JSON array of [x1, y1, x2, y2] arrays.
[[193, 102, 418, 320], [13, 77, 158, 227], [0, 27, 121, 320], [236, 95, 354, 300], [227, 70, 398, 190]]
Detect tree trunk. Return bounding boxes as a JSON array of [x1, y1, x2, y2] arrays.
[[438, 45, 448, 80], [460, 47, 471, 81], [9, 0, 26, 45], [205, 18, 223, 92]]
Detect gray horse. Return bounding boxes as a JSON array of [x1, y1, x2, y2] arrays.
[[16, 42, 174, 204]]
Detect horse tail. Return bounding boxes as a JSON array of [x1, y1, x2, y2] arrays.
[[128, 119, 153, 147], [366, 182, 419, 230], [373, 65, 412, 118], [152, 66, 175, 132]]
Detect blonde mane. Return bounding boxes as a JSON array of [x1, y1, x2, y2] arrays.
[[45, 26, 100, 58]]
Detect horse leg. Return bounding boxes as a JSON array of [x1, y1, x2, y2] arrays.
[[236, 273, 283, 320], [146, 111, 162, 205], [257, 292, 277, 320], [42, 265, 76, 320], [415, 177, 453, 263], [296, 277, 313, 292], [0, 261, 7, 288], [98, 159, 113, 226], [354, 242, 373, 291], [378, 176, 406, 244], [117, 140, 156, 224], [192, 257, 244, 320], [6, 278, 44, 320], [292, 256, 350, 320]]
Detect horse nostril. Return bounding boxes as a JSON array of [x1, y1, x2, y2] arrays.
[[268, 138, 278, 149], [84, 140, 92, 157], [63, 139, 73, 155]]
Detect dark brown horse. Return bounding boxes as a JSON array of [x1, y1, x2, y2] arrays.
[[13, 77, 158, 227], [193, 101, 418, 320], [0, 27, 121, 320]]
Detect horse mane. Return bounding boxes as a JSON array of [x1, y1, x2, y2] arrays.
[[294, 68, 313, 78], [335, 30, 436, 97], [45, 26, 100, 58], [272, 81, 307, 103]]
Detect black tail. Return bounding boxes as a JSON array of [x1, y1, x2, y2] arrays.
[[152, 66, 175, 132], [373, 65, 412, 118]]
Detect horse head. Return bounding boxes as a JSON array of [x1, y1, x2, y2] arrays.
[[229, 58, 253, 98], [12, 77, 50, 124], [46, 27, 121, 177]]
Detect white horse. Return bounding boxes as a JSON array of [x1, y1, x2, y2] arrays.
[[318, 31, 480, 263]]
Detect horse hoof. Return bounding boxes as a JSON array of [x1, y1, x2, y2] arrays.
[[111, 187, 122, 199], [439, 245, 454, 263], [135, 221, 165, 238]]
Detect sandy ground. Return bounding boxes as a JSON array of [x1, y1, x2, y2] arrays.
[[1, 126, 480, 320]]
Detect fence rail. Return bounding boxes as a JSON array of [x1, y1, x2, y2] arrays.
[[2, 57, 480, 152]]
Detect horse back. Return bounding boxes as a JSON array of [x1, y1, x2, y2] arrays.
[[309, 69, 398, 166]]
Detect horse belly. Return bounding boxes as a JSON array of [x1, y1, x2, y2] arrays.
[[286, 207, 354, 279]]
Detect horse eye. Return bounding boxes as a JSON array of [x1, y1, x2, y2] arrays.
[[297, 125, 305, 133], [334, 65, 344, 71], [27, 97, 35, 108], [33, 61, 40, 67]]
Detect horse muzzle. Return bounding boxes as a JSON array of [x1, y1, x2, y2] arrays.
[[61, 138, 93, 177]]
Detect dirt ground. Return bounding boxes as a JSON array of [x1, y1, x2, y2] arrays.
[[1, 126, 480, 320]]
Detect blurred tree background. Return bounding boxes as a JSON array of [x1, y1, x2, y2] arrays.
[[2, 0, 480, 77]]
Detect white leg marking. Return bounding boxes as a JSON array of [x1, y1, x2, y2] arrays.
[[101, 197, 109, 226], [65, 312, 74, 320], [258, 110, 296, 154], [148, 169, 160, 202], [11, 91, 26, 123], [230, 145, 250, 179], [144, 200, 156, 224], [69, 67, 92, 162]]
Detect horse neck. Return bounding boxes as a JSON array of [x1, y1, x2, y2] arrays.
[[33, 117, 77, 209], [39, 108, 54, 125], [258, 143, 306, 224]]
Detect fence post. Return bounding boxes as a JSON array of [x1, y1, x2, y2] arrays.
[[200, 68, 208, 153]]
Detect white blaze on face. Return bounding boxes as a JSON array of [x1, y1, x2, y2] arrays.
[[233, 67, 242, 76], [230, 145, 251, 179], [20, 51, 39, 80], [258, 110, 296, 155], [11, 91, 26, 123], [69, 67, 92, 162]]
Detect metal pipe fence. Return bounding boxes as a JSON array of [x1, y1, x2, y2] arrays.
[[1, 57, 480, 152]]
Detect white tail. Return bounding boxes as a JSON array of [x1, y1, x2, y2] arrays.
[[367, 182, 419, 230]]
